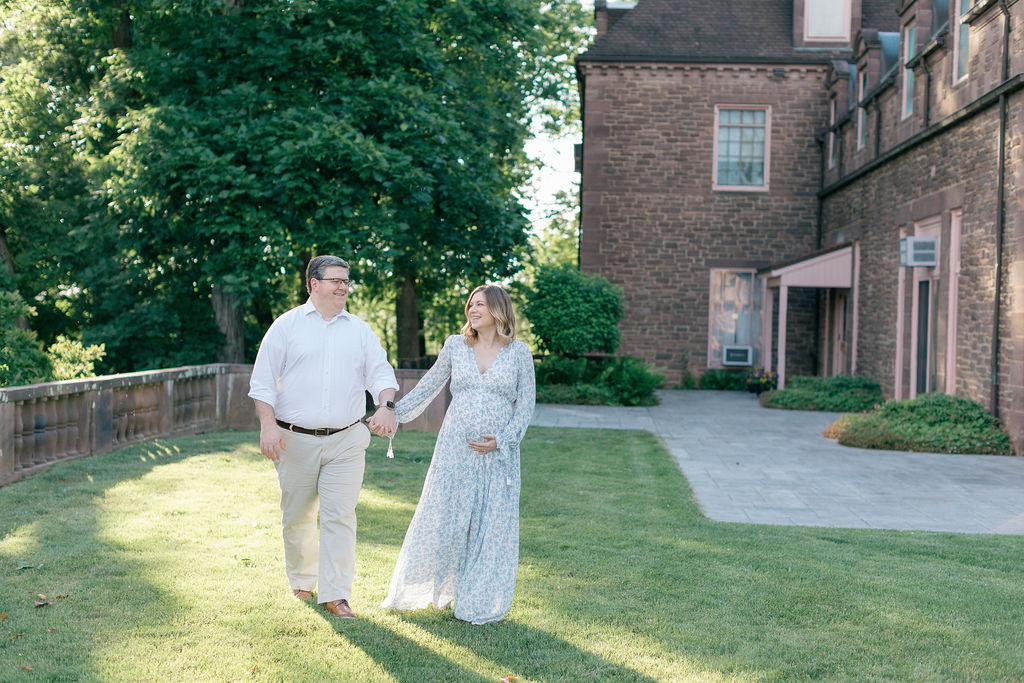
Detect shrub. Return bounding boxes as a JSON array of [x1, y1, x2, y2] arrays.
[[535, 382, 617, 406], [761, 375, 883, 412], [0, 286, 51, 387], [48, 335, 106, 381], [535, 354, 665, 406], [525, 264, 623, 356], [594, 356, 664, 406], [698, 369, 747, 391], [825, 394, 1012, 455], [535, 354, 590, 386]]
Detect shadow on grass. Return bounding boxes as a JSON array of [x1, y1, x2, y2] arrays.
[[326, 609, 658, 683], [0, 433, 248, 678]]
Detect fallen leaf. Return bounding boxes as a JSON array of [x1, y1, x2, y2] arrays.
[[500, 677, 517, 682], [21, 664, 33, 670], [16, 562, 36, 570], [34, 600, 53, 608], [10, 633, 24, 641], [47, 628, 55, 633], [1, 612, 5, 620], [36, 594, 46, 599], [250, 664, 259, 673]]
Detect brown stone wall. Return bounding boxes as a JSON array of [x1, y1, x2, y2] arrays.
[[579, 63, 825, 384], [821, 88, 1022, 453]]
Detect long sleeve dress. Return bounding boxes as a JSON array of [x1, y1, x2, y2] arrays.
[[380, 334, 536, 624]]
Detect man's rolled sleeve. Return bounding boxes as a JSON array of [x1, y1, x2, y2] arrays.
[[248, 322, 286, 407], [362, 328, 399, 401]]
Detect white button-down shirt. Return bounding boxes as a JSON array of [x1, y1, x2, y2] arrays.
[[248, 301, 399, 429]]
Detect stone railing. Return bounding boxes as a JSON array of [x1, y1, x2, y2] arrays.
[[0, 364, 446, 488]]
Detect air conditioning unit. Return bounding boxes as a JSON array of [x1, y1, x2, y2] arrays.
[[899, 236, 937, 267], [722, 345, 754, 366]]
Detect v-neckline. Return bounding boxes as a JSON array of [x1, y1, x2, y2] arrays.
[[471, 341, 504, 375]]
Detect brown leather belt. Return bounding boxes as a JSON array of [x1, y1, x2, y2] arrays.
[[276, 419, 360, 437]]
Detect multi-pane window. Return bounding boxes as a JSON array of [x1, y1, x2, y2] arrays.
[[828, 99, 838, 168], [804, 0, 851, 41], [713, 107, 769, 190], [708, 269, 760, 367], [903, 25, 916, 117], [856, 70, 867, 149], [954, 0, 972, 82]]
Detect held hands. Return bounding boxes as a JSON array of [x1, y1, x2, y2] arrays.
[[469, 434, 497, 455], [367, 407, 397, 437]]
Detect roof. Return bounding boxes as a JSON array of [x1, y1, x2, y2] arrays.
[[579, 0, 902, 65]]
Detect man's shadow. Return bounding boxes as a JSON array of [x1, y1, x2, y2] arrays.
[[325, 610, 659, 683]]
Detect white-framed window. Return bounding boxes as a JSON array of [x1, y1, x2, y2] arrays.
[[707, 269, 761, 368], [856, 70, 868, 149], [713, 106, 770, 191], [804, 0, 851, 42], [903, 25, 916, 118], [827, 98, 838, 169], [953, 0, 972, 82]]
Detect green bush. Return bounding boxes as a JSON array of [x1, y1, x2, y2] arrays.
[[762, 375, 884, 412], [48, 335, 106, 381], [535, 354, 590, 386], [525, 265, 623, 356], [698, 369, 747, 391], [825, 393, 1012, 455], [536, 382, 618, 406], [535, 354, 664, 406], [0, 285, 51, 387], [594, 356, 665, 406]]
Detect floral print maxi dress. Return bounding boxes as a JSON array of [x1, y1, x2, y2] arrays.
[[381, 334, 536, 624]]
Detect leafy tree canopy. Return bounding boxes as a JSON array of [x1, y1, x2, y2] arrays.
[[0, 0, 590, 371]]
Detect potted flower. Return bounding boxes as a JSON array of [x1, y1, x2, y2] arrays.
[[744, 367, 778, 395]]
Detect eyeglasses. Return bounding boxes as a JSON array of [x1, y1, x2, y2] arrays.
[[318, 278, 353, 287]]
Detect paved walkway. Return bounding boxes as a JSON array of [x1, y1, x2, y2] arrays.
[[531, 390, 1024, 535]]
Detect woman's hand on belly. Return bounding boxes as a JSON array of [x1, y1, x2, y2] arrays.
[[468, 434, 497, 454]]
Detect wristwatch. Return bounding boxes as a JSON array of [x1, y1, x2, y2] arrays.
[[381, 400, 395, 410]]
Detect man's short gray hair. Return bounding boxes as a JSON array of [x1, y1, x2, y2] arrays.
[[306, 255, 350, 293]]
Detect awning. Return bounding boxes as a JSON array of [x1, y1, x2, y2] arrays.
[[762, 243, 853, 289], [759, 242, 858, 390]]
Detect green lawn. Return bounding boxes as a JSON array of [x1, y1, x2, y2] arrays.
[[1, 427, 1022, 681]]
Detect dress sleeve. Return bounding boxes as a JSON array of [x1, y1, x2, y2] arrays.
[[394, 336, 455, 425], [494, 342, 536, 462]]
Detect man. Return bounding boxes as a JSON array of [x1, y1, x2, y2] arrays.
[[249, 255, 398, 619]]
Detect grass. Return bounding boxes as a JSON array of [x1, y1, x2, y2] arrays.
[[0, 428, 1022, 681]]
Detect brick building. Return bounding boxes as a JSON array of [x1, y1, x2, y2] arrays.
[[576, 0, 1023, 453]]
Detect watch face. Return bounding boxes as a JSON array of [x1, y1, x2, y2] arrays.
[[385, 401, 396, 409]]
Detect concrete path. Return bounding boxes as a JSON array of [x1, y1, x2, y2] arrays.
[[531, 390, 1024, 535]]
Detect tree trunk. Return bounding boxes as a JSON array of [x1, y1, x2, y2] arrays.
[[111, 2, 132, 49], [213, 284, 244, 363], [396, 271, 422, 363], [0, 227, 29, 331]]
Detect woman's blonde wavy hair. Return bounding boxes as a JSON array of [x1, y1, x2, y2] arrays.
[[460, 285, 517, 346]]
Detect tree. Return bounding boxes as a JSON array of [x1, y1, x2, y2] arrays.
[[0, 0, 591, 371]]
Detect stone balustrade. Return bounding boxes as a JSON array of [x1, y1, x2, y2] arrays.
[[0, 364, 446, 487]]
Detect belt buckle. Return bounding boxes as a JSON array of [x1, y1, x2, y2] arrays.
[[313, 427, 331, 437]]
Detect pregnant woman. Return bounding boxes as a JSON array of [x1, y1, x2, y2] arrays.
[[380, 284, 536, 624]]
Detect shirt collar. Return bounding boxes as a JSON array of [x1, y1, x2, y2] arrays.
[[301, 299, 351, 322]]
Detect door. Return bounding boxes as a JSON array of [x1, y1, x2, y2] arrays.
[[830, 289, 848, 376]]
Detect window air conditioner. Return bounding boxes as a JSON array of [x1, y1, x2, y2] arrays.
[[899, 236, 937, 267], [722, 345, 753, 366]]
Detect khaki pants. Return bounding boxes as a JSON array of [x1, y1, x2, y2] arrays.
[[275, 422, 371, 604]]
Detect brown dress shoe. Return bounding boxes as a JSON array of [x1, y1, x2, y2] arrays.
[[292, 589, 313, 601], [323, 599, 356, 618]]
